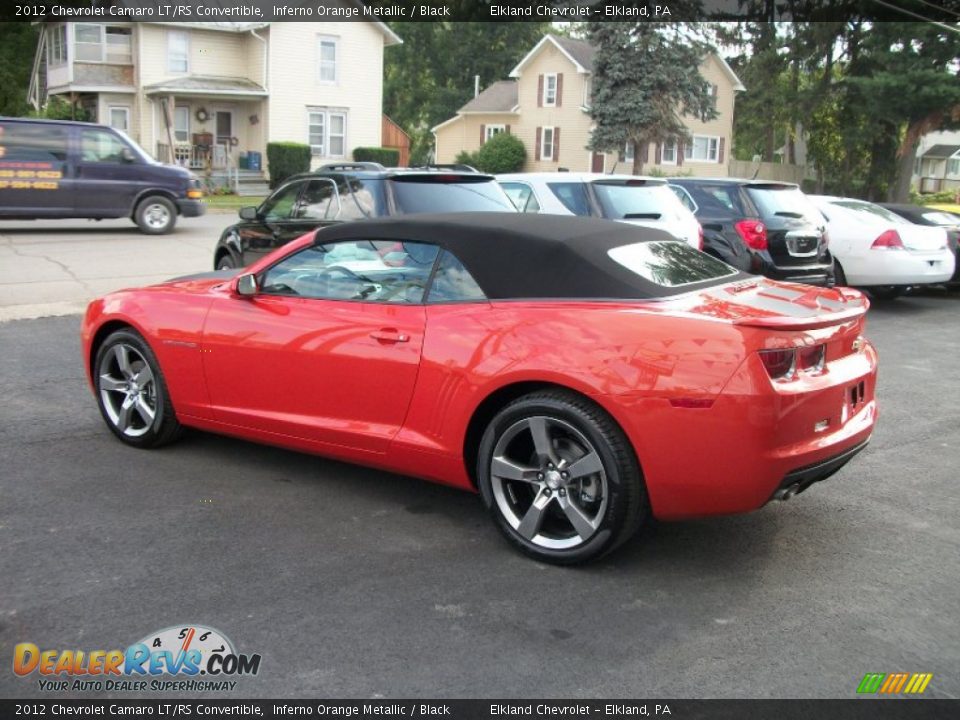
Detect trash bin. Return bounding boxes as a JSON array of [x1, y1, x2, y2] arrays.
[[247, 151, 262, 172], [238, 152, 249, 170]]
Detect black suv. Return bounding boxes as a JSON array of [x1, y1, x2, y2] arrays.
[[669, 178, 834, 286], [214, 163, 513, 269]]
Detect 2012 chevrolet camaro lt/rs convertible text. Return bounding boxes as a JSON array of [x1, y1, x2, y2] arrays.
[[81, 214, 878, 563]]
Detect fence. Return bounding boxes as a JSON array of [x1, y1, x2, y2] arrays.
[[728, 159, 806, 184]]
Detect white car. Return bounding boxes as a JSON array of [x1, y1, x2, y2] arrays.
[[498, 173, 702, 249], [810, 195, 955, 299]]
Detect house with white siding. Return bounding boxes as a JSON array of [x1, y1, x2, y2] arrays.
[[28, 18, 400, 191], [433, 34, 744, 176]]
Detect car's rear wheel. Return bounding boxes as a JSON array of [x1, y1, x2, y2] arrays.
[[134, 196, 177, 235], [477, 390, 647, 565], [216, 253, 237, 270], [94, 329, 182, 448], [833, 261, 847, 287]]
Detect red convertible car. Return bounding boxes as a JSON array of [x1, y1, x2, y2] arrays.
[[81, 214, 878, 564]]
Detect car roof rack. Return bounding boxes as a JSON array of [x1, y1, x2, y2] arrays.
[[317, 162, 386, 172]]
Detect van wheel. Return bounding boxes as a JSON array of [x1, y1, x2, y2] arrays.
[[135, 196, 177, 235], [216, 254, 237, 270]]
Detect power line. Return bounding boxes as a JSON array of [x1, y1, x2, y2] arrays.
[[869, 0, 960, 33]]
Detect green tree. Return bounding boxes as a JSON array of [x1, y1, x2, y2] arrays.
[[383, 21, 549, 165], [0, 23, 39, 117], [587, 22, 718, 175]]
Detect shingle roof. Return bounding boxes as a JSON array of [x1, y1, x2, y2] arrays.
[[457, 80, 518, 113], [143, 76, 268, 96], [552, 35, 596, 72], [923, 144, 960, 158]]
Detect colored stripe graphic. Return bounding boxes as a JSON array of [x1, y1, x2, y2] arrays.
[[858, 672, 932, 694]]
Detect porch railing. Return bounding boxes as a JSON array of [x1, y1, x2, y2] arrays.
[[156, 142, 240, 192]]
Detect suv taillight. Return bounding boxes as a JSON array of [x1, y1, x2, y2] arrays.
[[735, 220, 768, 250], [871, 229, 904, 249], [697, 223, 704, 251]]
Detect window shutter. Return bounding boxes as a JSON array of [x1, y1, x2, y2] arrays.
[[537, 75, 544, 107], [505, 124, 511, 135], [553, 127, 560, 160], [618, 149, 625, 162], [480, 124, 486, 145], [718, 137, 725, 164], [641, 142, 649, 164], [535, 127, 542, 161], [677, 142, 684, 167], [556, 73, 563, 107], [655, 143, 662, 164]]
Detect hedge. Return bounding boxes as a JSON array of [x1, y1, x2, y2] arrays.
[[266, 142, 311, 188], [353, 147, 400, 167]]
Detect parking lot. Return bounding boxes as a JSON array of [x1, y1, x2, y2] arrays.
[[0, 219, 958, 699]]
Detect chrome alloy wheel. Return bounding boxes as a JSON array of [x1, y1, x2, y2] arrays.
[[143, 203, 172, 230], [489, 416, 608, 550], [98, 343, 158, 438]]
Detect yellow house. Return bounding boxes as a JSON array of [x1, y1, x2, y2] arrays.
[[433, 34, 745, 176], [29, 18, 400, 192]]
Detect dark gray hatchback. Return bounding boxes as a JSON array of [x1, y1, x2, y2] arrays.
[[0, 117, 204, 234]]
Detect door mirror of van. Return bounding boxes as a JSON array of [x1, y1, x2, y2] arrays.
[[120, 147, 137, 164], [235, 273, 258, 297], [239, 206, 259, 221]]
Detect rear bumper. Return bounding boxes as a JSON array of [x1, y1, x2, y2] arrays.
[[848, 248, 954, 287], [177, 199, 207, 218], [771, 437, 871, 500]]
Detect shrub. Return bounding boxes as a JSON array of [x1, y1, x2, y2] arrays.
[[475, 133, 526, 174], [910, 188, 960, 205], [266, 142, 311, 188], [353, 147, 400, 166], [454, 150, 480, 169], [30, 96, 92, 122]]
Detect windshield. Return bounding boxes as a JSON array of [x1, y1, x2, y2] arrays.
[[390, 177, 515, 214], [834, 200, 907, 225], [592, 182, 688, 220], [113, 128, 157, 164], [747, 186, 824, 226], [608, 241, 737, 287], [921, 211, 960, 227]]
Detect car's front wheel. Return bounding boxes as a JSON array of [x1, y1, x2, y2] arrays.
[[477, 390, 647, 564], [94, 329, 182, 448], [134, 196, 177, 235]]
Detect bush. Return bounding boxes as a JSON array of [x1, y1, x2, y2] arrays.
[[475, 133, 526, 174], [266, 142, 311, 188], [30, 96, 92, 122], [909, 188, 960, 205], [353, 147, 400, 166], [455, 150, 480, 168]]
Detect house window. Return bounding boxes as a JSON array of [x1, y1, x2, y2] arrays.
[[485, 125, 505, 142], [948, 157, 960, 177], [47, 25, 67, 65], [173, 106, 189, 143], [684, 135, 720, 163], [308, 109, 347, 158], [582, 78, 592, 108], [541, 126, 555, 161], [543, 74, 558, 106], [74, 24, 103, 62], [624, 142, 634, 162], [105, 27, 133, 64], [317, 36, 338, 83], [662, 141, 677, 165], [108, 107, 130, 132], [168, 31, 189, 73], [73, 25, 132, 64]]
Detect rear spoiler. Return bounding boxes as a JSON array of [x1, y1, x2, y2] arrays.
[[733, 304, 869, 330]]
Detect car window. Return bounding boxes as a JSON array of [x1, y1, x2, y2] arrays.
[[592, 182, 686, 220], [260, 240, 440, 303], [698, 185, 745, 215], [390, 176, 514, 213], [669, 184, 698, 213], [547, 182, 592, 216], [337, 177, 386, 220], [921, 211, 960, 227], [500, 182, 541, 213], [833, 200, 909, 226], [608, 241, 737, 287], [747, 186, 823, 226], [260, 181, 304, 222], [80, 129, 130, 163], [0, 122, 69, 163], [427, 250, 487, 303], [296, 179, 338, 220]]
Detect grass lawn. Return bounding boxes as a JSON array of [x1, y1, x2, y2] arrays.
[[203, 194, 265, 212]]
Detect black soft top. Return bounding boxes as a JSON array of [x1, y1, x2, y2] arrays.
[[311, 213, 746, 300]]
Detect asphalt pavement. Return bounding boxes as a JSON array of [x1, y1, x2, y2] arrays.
[[0, 218, 958, 699]]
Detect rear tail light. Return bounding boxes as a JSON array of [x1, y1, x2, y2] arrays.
[[735, 220, 768, 250], [697, 223, 704, 251], [871, 229, 904, 249], [821, 231, 829, 249], [759, 344, 826, 381]]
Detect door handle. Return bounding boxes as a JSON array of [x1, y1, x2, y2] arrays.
[[370, 329, 410, 344]]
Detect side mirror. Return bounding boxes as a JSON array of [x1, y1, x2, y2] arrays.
[[121, 147, 137, 164], [239, 206, 259, 221], [235, 273, 258, 297]]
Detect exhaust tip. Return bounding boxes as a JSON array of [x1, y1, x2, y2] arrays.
[[774, 484, 801, 501]]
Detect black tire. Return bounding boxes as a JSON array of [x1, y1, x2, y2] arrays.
[[476, 390, 647, 565], [833, 261, 847, 288], [216, 253, 237, 270], [134, 195, 177, 235], [869, 286, 905, 301], [93, 329, 182, 448]]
